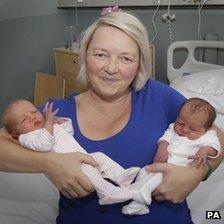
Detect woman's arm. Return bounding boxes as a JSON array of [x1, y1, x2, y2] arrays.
[[0, 128, 97, 198], [147, 125, 224, 203], [146, 155, 223, 203]]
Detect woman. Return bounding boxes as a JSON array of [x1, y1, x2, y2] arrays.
[[0, 10, 223, 224]]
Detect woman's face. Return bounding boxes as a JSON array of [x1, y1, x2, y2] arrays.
[[86, 25, 140, 100]]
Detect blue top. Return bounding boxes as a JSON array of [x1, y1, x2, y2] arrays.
[[48, 80, 191, 224]]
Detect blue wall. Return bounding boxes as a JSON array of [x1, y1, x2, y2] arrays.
[[0, 1, 224, 123]]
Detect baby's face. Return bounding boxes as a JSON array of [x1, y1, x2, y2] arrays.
[[174, 107, 207, 140], [12, 101, 45, 135]]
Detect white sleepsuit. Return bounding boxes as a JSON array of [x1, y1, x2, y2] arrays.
[[19, 119, 146, 206], [160, 123, 221, 166]]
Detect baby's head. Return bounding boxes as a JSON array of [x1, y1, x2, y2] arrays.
[[174, 98, 216, 140], [2, 99, 45, 138]]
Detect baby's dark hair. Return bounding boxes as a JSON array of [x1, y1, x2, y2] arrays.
[[2, 99, 28, 134], [181, 97, 216, 129]]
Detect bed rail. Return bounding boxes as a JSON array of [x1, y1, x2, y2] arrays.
[[167, 40, 224, 83]]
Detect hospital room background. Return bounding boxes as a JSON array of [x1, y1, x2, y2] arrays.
[[1, 0, 224, 118], [0, 0, 224, 223]]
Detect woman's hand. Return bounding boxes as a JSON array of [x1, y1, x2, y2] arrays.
[[146, 162, 203, 203], [43, 152, 98, 199]]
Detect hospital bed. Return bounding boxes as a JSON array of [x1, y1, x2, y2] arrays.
[[168, 40, 224, 224]]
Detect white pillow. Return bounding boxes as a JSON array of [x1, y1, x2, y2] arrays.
[[170, 69, 224, 114], [188, 76, 224, 95]]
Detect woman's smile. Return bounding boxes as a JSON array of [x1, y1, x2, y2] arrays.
[[100, 76, 119, 85]]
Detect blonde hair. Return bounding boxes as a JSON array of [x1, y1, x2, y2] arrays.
[[2, 99, 28, 134], [78, 11, 152, 91]]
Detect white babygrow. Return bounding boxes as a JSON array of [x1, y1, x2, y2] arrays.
[[162, 123, 221, 167]]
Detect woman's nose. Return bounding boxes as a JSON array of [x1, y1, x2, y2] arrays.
[[105, 58, 118, 75]]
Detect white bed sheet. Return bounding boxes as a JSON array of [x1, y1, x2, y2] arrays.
[[0, 199, 57, 224], [0, 172, 59, 224], [170, 69, 224, 224], [187, 162, 224, 224]]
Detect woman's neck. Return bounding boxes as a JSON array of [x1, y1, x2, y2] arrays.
[[83, 89, 132, 116], [75, 88, 132, 140]]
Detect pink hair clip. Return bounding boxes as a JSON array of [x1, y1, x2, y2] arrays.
[[101, 5, 121, 16]]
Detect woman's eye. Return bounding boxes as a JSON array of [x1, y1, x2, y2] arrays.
[[94, 53, 106, 59], [121, 57, 132, 63]]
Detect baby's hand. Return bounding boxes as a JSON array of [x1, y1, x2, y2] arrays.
[[154, 140, 169, 163], [54, 116, 67, 124], [188, 148, 208, 166], [154, 147, 168, 163], [43, 102, 59, 124], [189, 146, 217, 166]]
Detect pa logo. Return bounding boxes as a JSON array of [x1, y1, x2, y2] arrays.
[[206, 211, 221, 219]]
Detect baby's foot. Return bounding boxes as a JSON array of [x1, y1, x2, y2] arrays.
[[98, 187, 145, 205], [98, 188, 138, 205], [122, 201, 149, 215], [127, 172, 163, 205], [139, 172, 163, 205], [116, 167, 140, 187]]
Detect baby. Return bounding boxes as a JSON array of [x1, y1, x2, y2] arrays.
[[155, 97, 221, 166], [2, 99, 151, 209], [122, 97, 221, 215]]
